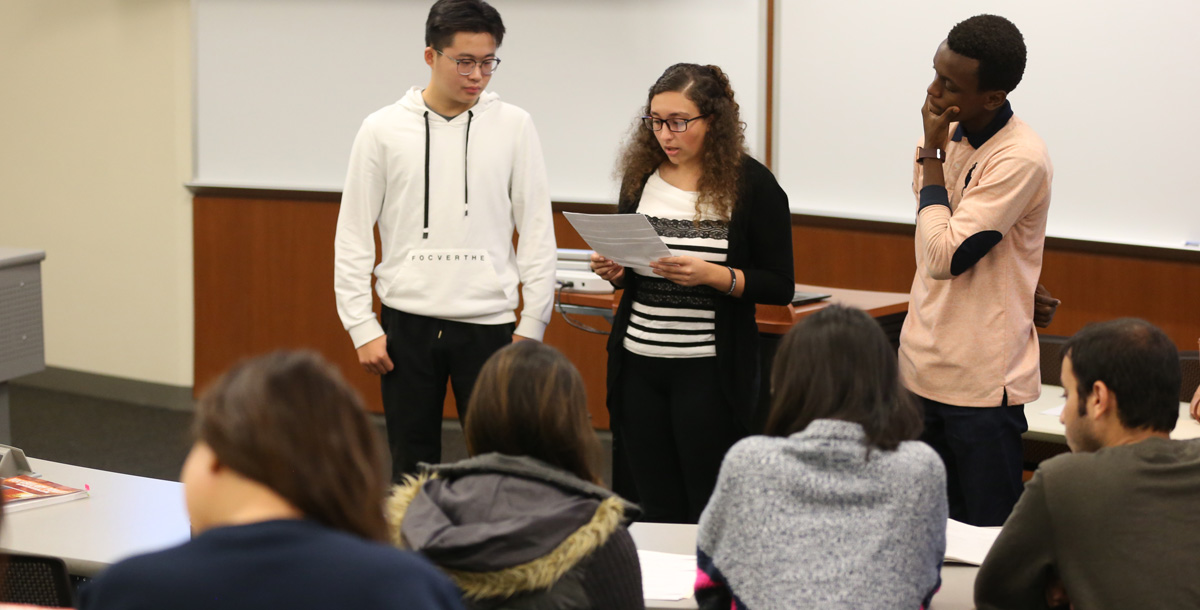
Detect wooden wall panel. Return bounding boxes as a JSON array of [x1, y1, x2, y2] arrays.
[[193, 196, 387, 414], [791, 222, 917, 293], [195, 195, 1200, 429], [1039, 249, 1200, 347]]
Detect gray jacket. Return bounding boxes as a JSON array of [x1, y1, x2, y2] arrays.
[[697, 419, 947, 609]]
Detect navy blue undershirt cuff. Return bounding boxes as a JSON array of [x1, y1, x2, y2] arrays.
[[919, 185, 951, 212]]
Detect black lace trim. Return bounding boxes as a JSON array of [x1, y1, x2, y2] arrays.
[[646, 216, 730, 240], [634, 277, 719, 309]]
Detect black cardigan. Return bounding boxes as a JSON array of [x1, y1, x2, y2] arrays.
[[605, 155, 795, 431]]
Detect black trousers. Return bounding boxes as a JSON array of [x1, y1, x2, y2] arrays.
[[380, 306, 513, 482], [616, 351, 745, 524], [919, 395, 1028, 526]]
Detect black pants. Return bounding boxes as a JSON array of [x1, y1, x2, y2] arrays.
[[919, 395, 1028, 526], [380, 306, 513, 482], [616, 351, 745, 524]]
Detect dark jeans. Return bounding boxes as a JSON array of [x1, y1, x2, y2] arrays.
[[380, 306, 513, 482], [616, 351, 746, 524], [919, 395, 1028, 526]]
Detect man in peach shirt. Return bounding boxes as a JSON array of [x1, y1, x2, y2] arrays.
[[901, 14, 1052, 526]]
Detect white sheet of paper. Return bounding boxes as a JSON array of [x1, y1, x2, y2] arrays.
[[637, 549, 697, 601], [944, 519, 1002, 566], [563, 212, 674, 274], [1042, 404, 1064, 417]]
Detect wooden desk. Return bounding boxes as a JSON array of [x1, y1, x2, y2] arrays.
[[552, 283, 910, 429], [0, 458, 190, 577], [557, 283, 910, 335], [628, 521, 979, 610]]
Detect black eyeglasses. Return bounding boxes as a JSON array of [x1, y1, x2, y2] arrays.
[[641, 115, 709, 133], [435, 49, 501, 76]]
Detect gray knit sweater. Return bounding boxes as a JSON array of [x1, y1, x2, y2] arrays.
[[696, 419, 947, 609]]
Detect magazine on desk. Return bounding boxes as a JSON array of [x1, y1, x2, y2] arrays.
[[2, 475, 89, 513]]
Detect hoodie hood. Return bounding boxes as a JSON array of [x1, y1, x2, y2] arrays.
[[399, 86, 500, 118], [387, 454, 639, 601]]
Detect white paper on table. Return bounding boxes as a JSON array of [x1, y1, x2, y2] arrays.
[[562, 212, 674, 274], [944, 519, 1002, 566], [637, 549, 697, 601], [1041, 404, 1064, 417]]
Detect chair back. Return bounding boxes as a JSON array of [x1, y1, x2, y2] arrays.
[[1038, 334, 1069, 386], [1180, 350, 1199, 404], [0, 552, 74, 607]]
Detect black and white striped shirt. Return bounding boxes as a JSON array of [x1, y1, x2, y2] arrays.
[[624, 172, 729, 359]]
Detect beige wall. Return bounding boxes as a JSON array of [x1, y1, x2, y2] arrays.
[[0, 0, 194, 387]]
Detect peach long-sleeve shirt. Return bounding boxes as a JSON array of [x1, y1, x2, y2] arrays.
[[900, 105, 1053, 407]]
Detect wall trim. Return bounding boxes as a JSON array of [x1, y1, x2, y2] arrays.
[[12, 367, 194, 412]]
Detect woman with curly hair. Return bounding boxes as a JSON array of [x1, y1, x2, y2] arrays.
[[591, 63, 794, 523]]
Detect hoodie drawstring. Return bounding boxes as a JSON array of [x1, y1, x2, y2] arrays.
[[422, 108, 474, 238], [422, 111, 431, 239], [464, 110, 473, 217]]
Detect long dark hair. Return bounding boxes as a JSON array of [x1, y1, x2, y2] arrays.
[[765, 305, 922, 450], [617, 63, 747, 221], [464, 341, 603, 485], [194, 350, 390, 541]]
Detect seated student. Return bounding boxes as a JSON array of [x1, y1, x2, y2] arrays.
[[387, 341, 643, 610], [975, 318, 1200, 610], [696, 305, 947, 609], [77, 351, 464, 610]]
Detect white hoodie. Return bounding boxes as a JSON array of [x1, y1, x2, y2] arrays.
[[335, 87, 556, 347]]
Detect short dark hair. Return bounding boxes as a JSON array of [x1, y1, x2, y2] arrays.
[[765, 305, 922, 451], [464, 342, 603, 485], [947, 14, 1026, 93], [425, 0, 505, 51], [1064, 318, 1181, 433], [194, 351, 390, 541]]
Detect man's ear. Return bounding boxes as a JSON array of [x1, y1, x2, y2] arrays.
[[1089, 380, 1116, 420], [983, 89, 1008, 112], [424, 47, 435, 68]]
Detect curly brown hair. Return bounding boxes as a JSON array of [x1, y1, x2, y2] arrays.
[[617, 63, 747, 221]]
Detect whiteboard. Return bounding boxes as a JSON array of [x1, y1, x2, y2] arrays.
[[192, 0, 765, 204], [775, 0, 1200, 251]]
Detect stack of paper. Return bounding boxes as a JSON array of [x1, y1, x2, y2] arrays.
[[637, 549, 697, 601], [944, 519, 1002, 565]]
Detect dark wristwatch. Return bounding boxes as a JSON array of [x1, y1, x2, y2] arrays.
[[916, 146, 945, 164]]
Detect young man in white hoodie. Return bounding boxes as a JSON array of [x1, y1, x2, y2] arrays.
[[334, 0, 556, 481]]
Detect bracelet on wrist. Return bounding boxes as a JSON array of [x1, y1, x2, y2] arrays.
[[724, 266, 737, 296]]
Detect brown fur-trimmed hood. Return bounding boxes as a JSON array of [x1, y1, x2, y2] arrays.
[[386, 453, 639, 600]]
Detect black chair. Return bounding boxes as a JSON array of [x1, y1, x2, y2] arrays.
[[1025, 334, 1072, 470], [1180, 350, 1199, 405], [0, 552, 74, 607], [1038, 333, 1068, 386]]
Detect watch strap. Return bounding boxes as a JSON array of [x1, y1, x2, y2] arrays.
[[916, 146, 945, 163]]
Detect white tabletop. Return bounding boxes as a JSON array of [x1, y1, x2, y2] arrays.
[[1025, 384, 1199, 444], [0, 458, 190, 576], [629, 522, 979, 610]]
